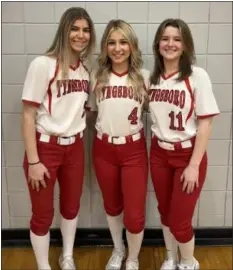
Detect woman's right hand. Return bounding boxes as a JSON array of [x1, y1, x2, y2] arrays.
[[28, 162, 50, 192]]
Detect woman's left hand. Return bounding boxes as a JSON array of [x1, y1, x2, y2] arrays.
[[180, 164, 199, 194]]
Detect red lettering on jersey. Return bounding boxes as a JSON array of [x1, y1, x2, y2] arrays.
[[149, 88, 186, 109], [106, 86, 111, 99], [128, 86, 134, 99], [150, 89, 156, 101], [180, 90, 185, 109], [168, 90, 174, 103], [123, 86, 128, 98], [118, 86, 123, 97], [56, 79, 89, 98], [62, 81, 67, 95], [173, 90, 179, 106], [112, 86, 117, 98], [163, 90, 169, 102]]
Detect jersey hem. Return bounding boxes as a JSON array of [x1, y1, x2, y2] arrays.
[[22, 99, 41, 107], [197, 113, 220, 119]]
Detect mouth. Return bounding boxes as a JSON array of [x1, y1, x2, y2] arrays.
[[72, 41, 87, 46], [112, 54, 124, 59]]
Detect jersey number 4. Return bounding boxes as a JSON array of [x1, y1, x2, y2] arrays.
[[128, 107, 138, 125], [169, 111, 185, 131]]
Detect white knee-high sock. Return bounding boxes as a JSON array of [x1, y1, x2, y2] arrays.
[[106, 214, 125, 252], [30, 230, 51, 270], [126, 230, 144, 262], [177, 236, 195, 266], [60, 215, 78, 258], [162, 225, 178, 261]]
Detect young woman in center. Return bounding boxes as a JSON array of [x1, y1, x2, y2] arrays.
[[89, 19, 150, 270], [148, 19, 219, 270]]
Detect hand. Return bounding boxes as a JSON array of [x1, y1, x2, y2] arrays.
[[180, 164, 199, 194], [28, 162, 50, 192]]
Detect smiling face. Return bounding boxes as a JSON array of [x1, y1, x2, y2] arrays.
[[107, 30, 131, 67], [159, 26, 184, 62], [69, 18, 91, 54]]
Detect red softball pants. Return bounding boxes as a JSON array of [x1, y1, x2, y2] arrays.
[[150, 136, 207, 243], [23, 132, 84, 236], [93, 133, 148, 234]]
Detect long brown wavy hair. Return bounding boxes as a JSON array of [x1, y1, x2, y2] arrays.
[[46, 7, 96, 78], [95, 19, 146, 99], [150, 18, 196, 85]]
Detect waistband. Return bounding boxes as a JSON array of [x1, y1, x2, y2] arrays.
[[36, 131, 83, 146], [96, 129, 144, 145], [152, 134, 195, 151]]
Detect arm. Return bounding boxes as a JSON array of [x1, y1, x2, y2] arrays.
[[22, 102, 50, 192], [189, 117, 213, 167], [22, 103, 39, 163]]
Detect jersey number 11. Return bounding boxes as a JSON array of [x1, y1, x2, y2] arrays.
[[169, 111, 185, 131]]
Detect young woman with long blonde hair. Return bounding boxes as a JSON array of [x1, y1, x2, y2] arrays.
[[22, 7, 96, 270], [88, 19, 150, 270]]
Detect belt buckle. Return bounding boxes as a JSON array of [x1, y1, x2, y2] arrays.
[[58, 137, 70, 145], [111, 136, 119, 144]]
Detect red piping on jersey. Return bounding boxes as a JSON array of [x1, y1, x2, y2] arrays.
[[47, 62, 59, 114], [185, 77, 194, 123], [70, 59, 80, 71], [112, 70, 128, 77], [161, 71, 179, 80], [22, 100, 41, 107], [197, 113, 219, 119]]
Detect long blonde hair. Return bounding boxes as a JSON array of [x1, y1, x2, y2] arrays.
[[95, 20, 145, 99], [46, 7, 96, 78]]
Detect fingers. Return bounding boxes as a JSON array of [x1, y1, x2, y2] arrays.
[[40, 179, 47, 189], [182, 180, 188, 192], [180, 173, 184, 182], [45, 170, 50, 179]]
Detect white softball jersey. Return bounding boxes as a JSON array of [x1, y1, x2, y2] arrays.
[[22, 56, 90, 137], [149, 66, 220, 142], [88, 69, 150, 137]]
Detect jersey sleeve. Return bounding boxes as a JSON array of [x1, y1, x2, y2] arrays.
[[22, 56, 50, 107], [86, 71, 98, 111], [193, 67, 220, 119]]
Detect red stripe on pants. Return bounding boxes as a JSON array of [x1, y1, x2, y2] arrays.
[[23, 137, 85, 236], [93, 135, 148, 234], [150, 137, 207, 243]]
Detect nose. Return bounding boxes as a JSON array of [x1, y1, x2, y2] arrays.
[[115, 42, 121, 51], [168, 39, 174, 46], [77, 30, 84, 39]]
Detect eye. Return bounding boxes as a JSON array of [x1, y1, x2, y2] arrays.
[[83, 28, 90, 33], [108, 41, 115, 45], [120, 40, 128, 45]]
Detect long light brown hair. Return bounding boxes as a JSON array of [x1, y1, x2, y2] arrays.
[[95, 19, 145, 99], [150, 18, 195, 85], [46, 7, 96, 78]]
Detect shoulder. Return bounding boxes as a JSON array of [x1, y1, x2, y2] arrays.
[[31, 55, 55, 67], [191, 65, 210, 80], [28, 56, 56, 75]]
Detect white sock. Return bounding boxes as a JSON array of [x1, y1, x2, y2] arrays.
[[30, 230, 51, 270], [126, 230, 144, 262], [178, 236, 195, 266], [60, 215, 78, 258], [162, 225, 178, 261], [106, 214, 125, 252]]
